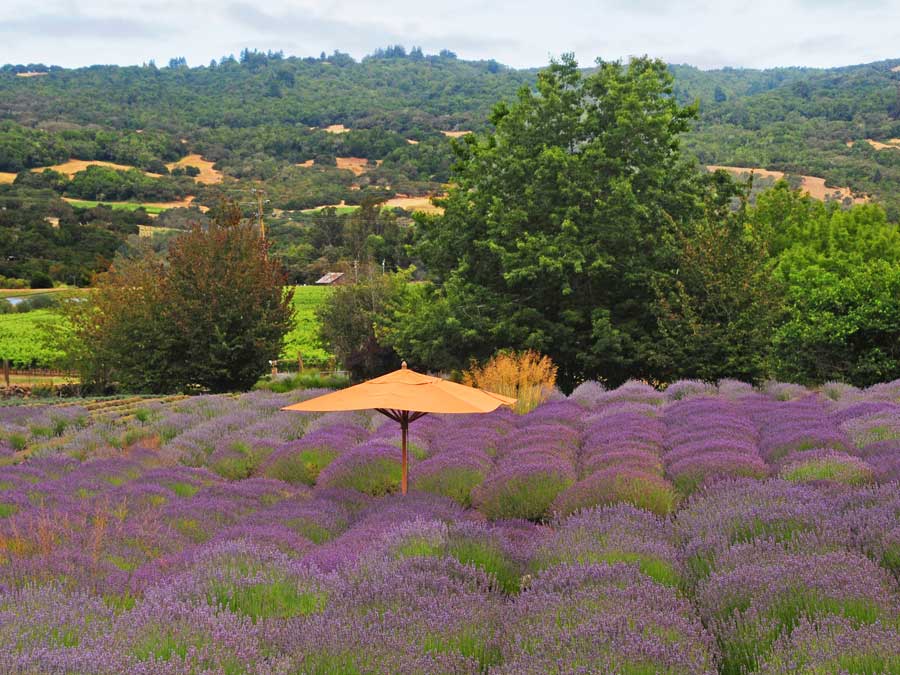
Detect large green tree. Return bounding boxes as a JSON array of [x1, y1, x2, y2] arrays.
[[751, 183, 900, 386], [317, 268, 408, 380], [390, 55, 706, 387], [774, 262, 900, 386], [652, 172, 784, 383], [67, 203, 294, 393]]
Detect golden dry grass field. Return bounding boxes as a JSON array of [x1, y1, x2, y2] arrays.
[[165, 154, 223, 184], [706, 165, 868, 204], [32, 159, 162, 178], [864, 139, 900, 151]]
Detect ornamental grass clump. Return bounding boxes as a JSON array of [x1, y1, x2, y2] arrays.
[[534, 504, 682, 587], [462, 350, 557, 414], [472, 460, 576, 522], [495, 562, 718, 675]]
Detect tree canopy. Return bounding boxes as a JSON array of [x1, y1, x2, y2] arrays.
[[388, 55, 708, 387]]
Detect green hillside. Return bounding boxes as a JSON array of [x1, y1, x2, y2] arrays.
[[2, 49, 900, 288]]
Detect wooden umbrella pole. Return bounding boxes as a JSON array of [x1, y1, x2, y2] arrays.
[[401, 410, 409, 495]]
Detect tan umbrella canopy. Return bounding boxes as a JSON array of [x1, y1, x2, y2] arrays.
[[282, 362, 516, 494]]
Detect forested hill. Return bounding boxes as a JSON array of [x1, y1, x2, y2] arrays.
[[2, 49, 900, 285], [672, 60, 900, 217], [3, 51, 900, 207], [0, 50, 532, 150]]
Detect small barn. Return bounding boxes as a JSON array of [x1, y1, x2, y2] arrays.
[[315, 272, 350, 286]]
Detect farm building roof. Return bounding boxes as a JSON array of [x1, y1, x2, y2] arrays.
[[315, 272, 345, 285]]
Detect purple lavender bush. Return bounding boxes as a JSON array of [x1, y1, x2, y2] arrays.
[[696, 537, 899, 674], [472, 460, 576, 521], [314, 442, 403, 496], [757, 615, 900, 675], [551, 466, 678, 516], [778, 448, 875, 485], [495, 563, 718, 674], [533, 504, 682, 587]]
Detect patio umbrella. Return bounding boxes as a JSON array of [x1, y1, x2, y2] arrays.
[[282, 362, 516, 494]]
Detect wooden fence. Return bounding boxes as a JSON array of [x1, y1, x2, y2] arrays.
[[2, 360, 78, 387]]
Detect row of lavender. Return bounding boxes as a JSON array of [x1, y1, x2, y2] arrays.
[[0, 380, 898, 673], [0, 472, 897, 673]]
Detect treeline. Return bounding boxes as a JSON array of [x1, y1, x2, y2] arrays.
[[326, 57, 900, 389], [14, 165, 194, 202], [0, 121, 184, 173], [674, 60, 900, 218], [268, 197, 416, 283], [0, 49, 528, 137], [0, 186, 149, 285], [5, 49, 900, 216]]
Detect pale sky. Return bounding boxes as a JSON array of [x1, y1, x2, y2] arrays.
[[1, 0, 899, 70]]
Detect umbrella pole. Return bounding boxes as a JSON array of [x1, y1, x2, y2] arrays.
[[401, 411, 409, 495]]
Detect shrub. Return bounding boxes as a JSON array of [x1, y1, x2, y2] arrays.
[[697, 540, 899, 674], [778, 449, 874, 485], [472, 460, 575, 521], [29, 272, 54, 289], [496, 563, 717, 675], [758, 616, 900, 675], [667, 452, 768, 495], [409, 451, 491, 506], [534, 505, 682, 587], [462, 350, 557, 414], [552, 467, 678, 517], [315, 443, 402, 496], [259, 443, 339, 486]]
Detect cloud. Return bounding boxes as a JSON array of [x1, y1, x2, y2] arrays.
[[0, 0, 898, 70], [0, 13, 164, 40]]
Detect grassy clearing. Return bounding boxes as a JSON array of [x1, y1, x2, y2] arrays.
[[0, 310, 67, 368], [301, 195, 442, 215], [63, 199, 169, 214], [300, 204, 360, 215], [706, 165, 868, 204], [34, 159, 161, 178], [281, 286, 332, 366], [165, 154, 223, 184], [0, 288, 71, 299]]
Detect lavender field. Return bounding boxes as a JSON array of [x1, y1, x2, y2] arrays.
[[1, 379, 899, 674]]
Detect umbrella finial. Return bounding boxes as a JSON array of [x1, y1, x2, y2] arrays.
[[401, 361, 407, 369]]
